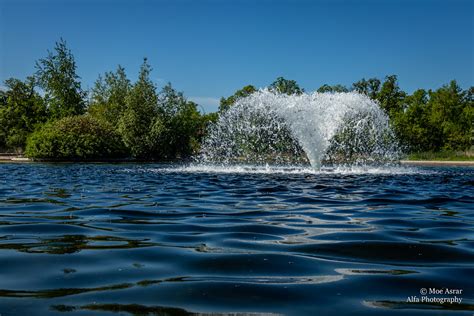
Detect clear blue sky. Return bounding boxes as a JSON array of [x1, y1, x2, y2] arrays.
[[1, 0, 473, 113]]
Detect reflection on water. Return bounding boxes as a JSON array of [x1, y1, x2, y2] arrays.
[[0, 163, 472, 315], [363, 300, 474, 311], [52, 303, 279, 315], [0, 235, 154, 254]]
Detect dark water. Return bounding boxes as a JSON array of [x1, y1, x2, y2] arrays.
[[0, 163, 473, 315]]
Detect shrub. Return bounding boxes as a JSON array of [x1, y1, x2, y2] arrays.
[[25, 115, 126, 160]]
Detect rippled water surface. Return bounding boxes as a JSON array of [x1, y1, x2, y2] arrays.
[[0, 163, 473, 315]]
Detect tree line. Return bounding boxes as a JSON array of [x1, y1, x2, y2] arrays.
[[0, 39, 216, 160], [0, 39, 472, 160], [324, 76, 473, 153], [220, 77, 473, 154]]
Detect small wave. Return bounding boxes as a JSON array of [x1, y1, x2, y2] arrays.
[[137, 163, 429, 175]]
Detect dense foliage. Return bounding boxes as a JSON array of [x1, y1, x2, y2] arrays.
[[0, 78, 47, 152], [0, 39, 472, 160], [35, 38, 86, 119], [269, 77, 304, 95], [116, 58, 160, 158], [25, 115, 125, 160], [350, 76, 473, 152], [219, 85, 256, 113], [88, 65, 130, 127]]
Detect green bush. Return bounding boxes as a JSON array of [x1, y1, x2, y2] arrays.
[[25, 115, 126, 160]]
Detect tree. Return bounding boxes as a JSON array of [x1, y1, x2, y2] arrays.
[[352, 78, 381, 99], [377, 75, 406, 116], [317, 84, 348, 93], [352, 78, 369, 95], [117, 58, 159, 158], [391, 81, 473, 152], [392, 89, 432, 152], [158, 83, 188, 118], [269, 77, 303, 95], [157, 83, 203, 158], [465, 87, 474, 148], [426, 81, 472, 151], [35, 39, 86, 119], [89, 65, 131, 127], [219, 85, 256, 112], [0, 77, 47, 152]]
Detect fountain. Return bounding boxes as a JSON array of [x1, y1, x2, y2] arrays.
[[198, 90, 400, 169]]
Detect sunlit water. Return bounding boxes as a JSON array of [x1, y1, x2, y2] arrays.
[[0, 163, 473, 315]]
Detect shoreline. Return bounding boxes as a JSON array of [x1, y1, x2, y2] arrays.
[[1, 156, 473, 166], [399, 160, 474, 166]]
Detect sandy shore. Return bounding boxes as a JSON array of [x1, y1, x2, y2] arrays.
[[400, 160, 474, 166], [0, 155, 27, 162]]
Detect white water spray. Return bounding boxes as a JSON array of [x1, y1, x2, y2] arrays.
[[198, 90, 400, 169]]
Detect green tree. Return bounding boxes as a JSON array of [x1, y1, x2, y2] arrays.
[[269, 77, 304, 95], [464, 87, 474, 148], [158, 83, 189, 118], [0, 77, 47, 152], [352, 78, 369, 95], [317, 84, 348, 93], [219, 85, 256, 112], [426, 81, 472, 151], [117, 58, 159, 158], [377, 75, 406, 116], [89, 65, 131, 127], [157, 83, 203, 158], [392, 82, 473, 152], [352, 78, 381, 99], [392, 89, 432, 152], [35, 39, 85, 119]]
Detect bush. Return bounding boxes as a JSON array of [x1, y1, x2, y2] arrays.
[[25, 115, 126, 160]]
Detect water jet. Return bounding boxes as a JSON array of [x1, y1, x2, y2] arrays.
[[198, 90, 400, 169]]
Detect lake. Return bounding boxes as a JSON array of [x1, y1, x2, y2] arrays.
[[0, 163, 473, 315]]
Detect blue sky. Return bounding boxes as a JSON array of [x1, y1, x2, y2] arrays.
[[1, 0, 473, 113]]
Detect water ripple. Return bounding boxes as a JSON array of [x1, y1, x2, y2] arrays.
[[0, 163, 472, 315]]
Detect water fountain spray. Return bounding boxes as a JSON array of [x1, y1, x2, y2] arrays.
[[199, 90, 400, 169]]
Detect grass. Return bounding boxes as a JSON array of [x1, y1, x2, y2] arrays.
[[407, 150, 474, 161]]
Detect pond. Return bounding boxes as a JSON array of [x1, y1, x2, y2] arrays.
[[0, 163, 473, 315]]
